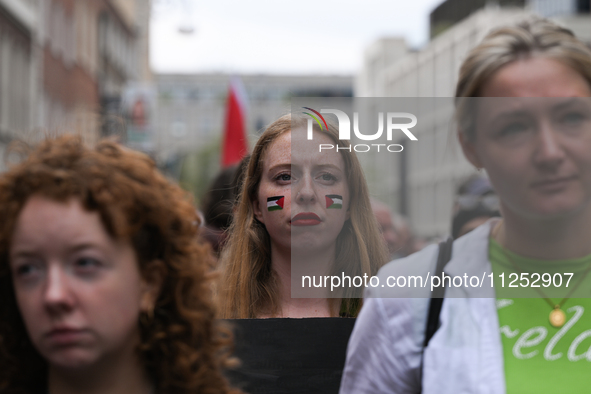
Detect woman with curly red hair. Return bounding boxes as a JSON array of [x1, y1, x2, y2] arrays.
[[0, 136, 240, 394]]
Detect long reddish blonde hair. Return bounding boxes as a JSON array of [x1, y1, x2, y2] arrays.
[[217, 114, 387, 318]]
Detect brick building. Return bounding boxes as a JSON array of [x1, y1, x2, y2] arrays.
[[40, 0, 151, 144], [0, 0, 151, 171], [0, 0, 37, 164]]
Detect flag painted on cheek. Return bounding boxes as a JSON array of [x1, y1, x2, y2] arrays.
[[267, 196, 285, 211], [325, 195, 343, 209]]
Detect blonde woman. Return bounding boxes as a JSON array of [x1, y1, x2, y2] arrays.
[[341, 17, 591, 393], [217, 114, 387, 318]]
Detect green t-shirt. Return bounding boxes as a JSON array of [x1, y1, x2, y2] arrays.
[[490, 239, 591, 393]]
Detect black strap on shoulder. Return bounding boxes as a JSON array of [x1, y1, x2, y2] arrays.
[[423, 236, 453, 348]]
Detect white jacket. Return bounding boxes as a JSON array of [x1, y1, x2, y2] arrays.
[[340, 220, 506, 394]]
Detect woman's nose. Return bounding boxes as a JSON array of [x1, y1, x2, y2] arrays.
[[534, 123, 565, 170], [43, 265, 75, 315], [294, 176, 317, 204]]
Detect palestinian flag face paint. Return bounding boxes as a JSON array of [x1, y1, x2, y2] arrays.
[[267, 196, 285, 211], [325, 195, 343, 209]]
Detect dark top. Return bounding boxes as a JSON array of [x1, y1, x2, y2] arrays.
[[225, 318, 356, 394]]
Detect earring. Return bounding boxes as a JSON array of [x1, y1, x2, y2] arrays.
[[140, 308, 154, 327]]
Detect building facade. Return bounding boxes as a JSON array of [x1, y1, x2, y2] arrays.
[[154, 73, 353, 165], [357, 0, 591, 238], [40, 0, 151, 144], [0, 0, 151, 171], [0, 0, 38, 170]]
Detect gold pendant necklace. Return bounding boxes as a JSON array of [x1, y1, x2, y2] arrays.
[[549, 306, 567, 328], [492, 221, 591, 328]]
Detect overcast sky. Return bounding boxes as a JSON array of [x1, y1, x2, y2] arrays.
[[150, 0, 444, 75]]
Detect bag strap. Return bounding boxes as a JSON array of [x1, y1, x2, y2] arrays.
[[423, 236, 453, 347], [419, 237, 453, 392]]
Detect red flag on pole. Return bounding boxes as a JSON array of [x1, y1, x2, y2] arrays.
[[221, 77, 248, 167]]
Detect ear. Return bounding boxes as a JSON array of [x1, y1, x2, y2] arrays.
[[458, 131, 483, 169], [140, 260, 166, 314], [252, 197, 264, 224]]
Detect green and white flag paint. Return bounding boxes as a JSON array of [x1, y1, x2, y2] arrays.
[[267, 196, 285, 211], [325, 194, 343, 209]]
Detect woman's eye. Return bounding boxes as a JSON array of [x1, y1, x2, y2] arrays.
[[560, 112, 585, 126], [319, 173, 337, 182], [11, 260, 44, 283], [75, 257, 101, 270], [498, 122, 528, 137], [14, 263, 38, 277], [275, 173, 291, 182]]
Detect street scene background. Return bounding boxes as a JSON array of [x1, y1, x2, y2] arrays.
[[0, 0, 589, 244]]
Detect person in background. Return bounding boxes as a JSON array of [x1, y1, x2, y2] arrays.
[[0, 136, 240, 394], [451, 174, 501, 239], [371, 199, 402, 259], [200, 155, 251, 257], [392, 213, 423, 257], [201, 165, 240, 255]]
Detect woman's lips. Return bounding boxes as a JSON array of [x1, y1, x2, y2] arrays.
[[531, 176, 576, 192], [291, 212, 321, 226], [45, 328, 90, 345]]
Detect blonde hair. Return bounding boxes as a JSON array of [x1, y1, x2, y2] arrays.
[[217, 114, 387, 318], [455, 16, 591, 139]]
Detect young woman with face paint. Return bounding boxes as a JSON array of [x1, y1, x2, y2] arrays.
[[217, 114, 387, 318], [0, 136, 240, 394], [341, 17, 591, 394]]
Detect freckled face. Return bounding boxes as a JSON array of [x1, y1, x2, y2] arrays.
[[9, 196, 152, 371], [253, 132, 293, 252], [253, 130, 350, 253]]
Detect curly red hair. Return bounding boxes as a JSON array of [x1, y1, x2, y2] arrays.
[[0, 135, 240, 394]]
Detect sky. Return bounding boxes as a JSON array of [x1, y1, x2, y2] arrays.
[[150, 0, 444, 75]]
